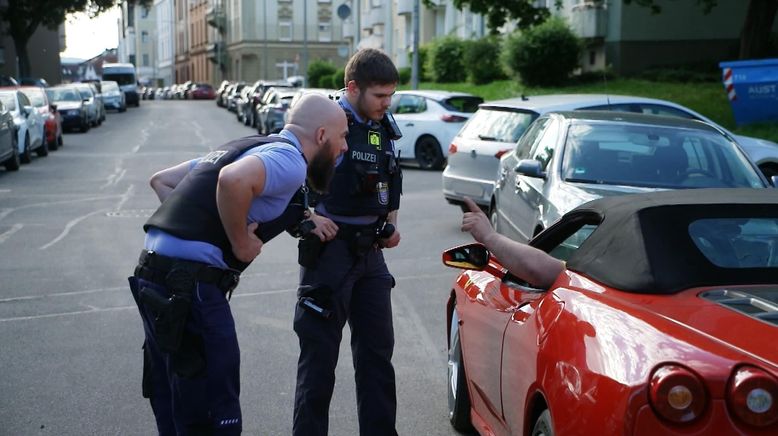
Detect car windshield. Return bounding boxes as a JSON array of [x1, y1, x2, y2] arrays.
[[103, 73, 135, 86], [561, 121, 765, 189], [22, 89, 46, 107], [102, 82, 120, 92], [76, 88, 92, 100], [442, 96, 484, 113], [47, 88, 82, 102], [689, 218, 778, 268], [0, 93, 16, 110], [459, 108, 538, 142]]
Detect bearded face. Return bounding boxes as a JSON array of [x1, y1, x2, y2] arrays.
[[307, 138, 338, 193]]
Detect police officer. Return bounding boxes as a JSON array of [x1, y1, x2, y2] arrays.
[[292, 49, 402, 436], [128, 94, 348, 435]]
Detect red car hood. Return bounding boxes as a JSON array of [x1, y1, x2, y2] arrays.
[[621, 285, 778, 368]]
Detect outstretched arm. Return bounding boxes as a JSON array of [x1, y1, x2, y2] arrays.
[[460, 198, 564, 288]]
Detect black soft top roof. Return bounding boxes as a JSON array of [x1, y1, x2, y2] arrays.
[[547, 188, 778, 294]]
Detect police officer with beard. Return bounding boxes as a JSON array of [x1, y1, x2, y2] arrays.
[[292, 49, 403, 436], [128, 94, 347, 435]]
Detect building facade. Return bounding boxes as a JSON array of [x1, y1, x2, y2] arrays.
[[118, 1, 157, 84], [155, 0, 176, 86]]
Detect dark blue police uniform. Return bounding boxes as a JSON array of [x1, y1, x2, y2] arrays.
[[130, 134, 309, 435], [292, 100, 402, 436]]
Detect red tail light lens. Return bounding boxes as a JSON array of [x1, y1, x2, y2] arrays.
[[494, 149, 511, 159], [441, 114, 467, 123], [728, 366, 778, 427], [449, 143, 458, 154], [649, 364, 707, 424]]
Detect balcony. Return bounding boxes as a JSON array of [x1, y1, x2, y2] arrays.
[[206, 6, 227, 33], [207, 42, 227, 65], [571, 1, 607, 39], [397, 0, 412, 15]]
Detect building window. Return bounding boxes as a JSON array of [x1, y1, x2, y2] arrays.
[[128, 4, 135, 27], [141, 31, 148, 43], [318, 21, 331, 42], [143, 53, 149, 66], [129, 54, 136, 66], [279, 21, 292, 41]]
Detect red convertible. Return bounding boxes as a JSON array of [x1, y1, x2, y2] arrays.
[[443, 189, 778, 435]]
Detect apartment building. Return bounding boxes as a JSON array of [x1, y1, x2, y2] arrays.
[[154, 0, 175, 86], [118, 2, 157, 84]]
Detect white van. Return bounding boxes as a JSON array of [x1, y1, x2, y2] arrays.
[[102, 63, 140, 107]]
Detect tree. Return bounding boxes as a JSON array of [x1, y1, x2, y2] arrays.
[[0, 0, 151, 78], [425, 0, 555, 31], [624, 0, 777, 59]]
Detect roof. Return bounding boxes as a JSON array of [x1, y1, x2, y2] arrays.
[[480, 93, 672, 113], [396, 90, 478, 100], [550, 110, 722, 132], [547, 189, 778, 294]]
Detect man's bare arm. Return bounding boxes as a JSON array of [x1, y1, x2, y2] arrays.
[[461, 198, 564, 288], [216, 157, 266, 263], [149, 161, 192, 202]]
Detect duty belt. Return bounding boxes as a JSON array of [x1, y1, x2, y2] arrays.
[[134, 250, 240, 297], [334, 221, 381, 256]]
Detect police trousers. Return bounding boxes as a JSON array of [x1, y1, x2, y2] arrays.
[[129, 274, 242, 435], [292, 238, 398, 436]]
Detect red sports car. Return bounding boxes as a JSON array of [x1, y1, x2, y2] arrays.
[[443, 188, 778, 436]]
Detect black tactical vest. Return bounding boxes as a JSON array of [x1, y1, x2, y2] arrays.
[[322, 112, 395, 216], [144, 135, 306, 271]]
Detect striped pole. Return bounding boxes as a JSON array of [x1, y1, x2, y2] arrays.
[[723, 67, 737, 101]]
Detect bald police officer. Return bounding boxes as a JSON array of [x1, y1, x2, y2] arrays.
[[128, 94, 347, 435]]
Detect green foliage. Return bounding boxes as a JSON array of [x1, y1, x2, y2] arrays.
[[398, 67, 411, 85], [439, 0, 551, 32], [427, 36, 467, 83], [307, 60, 336, 88], [463, 36, 506, 84], [502, 18, 580, 87], [329, 68, 345, 89]]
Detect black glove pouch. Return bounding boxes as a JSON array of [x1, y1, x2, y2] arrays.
[[298, 236, 324, 269]]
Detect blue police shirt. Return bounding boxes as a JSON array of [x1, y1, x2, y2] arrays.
[[315, 98, 393, 225], [144, 130, 307, 268]]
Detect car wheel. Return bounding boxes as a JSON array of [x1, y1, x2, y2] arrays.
[[490, 205, 500, 233], [531, 410, 554, 436], [119, 106, 127, 113], [20, 134, 32, 164], [415, 135, 444, 170], [4, 136, 20, 171], [48, 133, 58, 151], [448, 303, 474, 432], [36, 138, 49, 157]]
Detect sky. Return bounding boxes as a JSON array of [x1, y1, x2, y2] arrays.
[[60, 7, 121, 60]]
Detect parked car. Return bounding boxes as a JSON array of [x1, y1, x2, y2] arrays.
[[81, 82, 106, 124], [0, 89, 47, 162], [100, 80, 127, 112], [102, 62, 139, 107], [443, 188, 778, 436], [0, 100, 19, 171], [246, 81, 296, 127], [442, 94, 778, 210], [284, 88, 336, 124], [491, 111, 769, 243], [20, 86, 62, 151], [72, 83, 101, 127], [18, 77, 49, 87], [256, 88, 298, 135], [226, 82, 246, 112], [235, 84, 254, 123], [215, 80, 231, 107], [390, 90, 483, 170], [46, 85, 90, 133], [190, 83, 216, 100]]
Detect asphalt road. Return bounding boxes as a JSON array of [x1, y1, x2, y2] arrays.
[[0, 100, 476, 435]]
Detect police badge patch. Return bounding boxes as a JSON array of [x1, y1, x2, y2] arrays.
[[368, 131, 381, 150], [377, 182, 389, 205]]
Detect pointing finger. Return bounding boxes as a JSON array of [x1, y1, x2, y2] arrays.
[[463, 197, 481, 214]]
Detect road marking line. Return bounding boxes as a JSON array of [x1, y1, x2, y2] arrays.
[[0, 286, 126, 303], [0, 223, 23, 244], [39, 208, 111, 250], [0, 194, 122, 222], [0, 305, 136, 322]]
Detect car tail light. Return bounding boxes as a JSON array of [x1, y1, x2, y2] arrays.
[[649, 364, 707, 424], [449, 143, 458, 155], [727, 366, 778, 427], [441, 114, 467, 123], [494, 149, 511, 159]]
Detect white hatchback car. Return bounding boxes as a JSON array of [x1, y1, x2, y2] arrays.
[[0, 89, 46, 163], [442, 93, 778, 209], [389, 90, 483, 170]]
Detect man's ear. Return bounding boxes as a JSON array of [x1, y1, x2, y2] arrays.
[[345, 80, 359, 95], [316, 126, 326, 146]]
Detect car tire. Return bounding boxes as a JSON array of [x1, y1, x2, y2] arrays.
[[4, 136, 20, 171], [20, 134, 32, 164], [36, 138, 49, 157], [48, 133, 58, 151], [531, 410, 554, 436], [415, 135, 444, 170], [119, 106, 127, 113], [490, 205, 500, 233], [448, 303, 474, 432]]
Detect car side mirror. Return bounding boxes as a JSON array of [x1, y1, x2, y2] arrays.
[[515, 159, 545, 178], [21, 105, 32, 116], [442, 243, 490, 270], [50, 104, 57, 111], [771, 175, 778, 188]]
